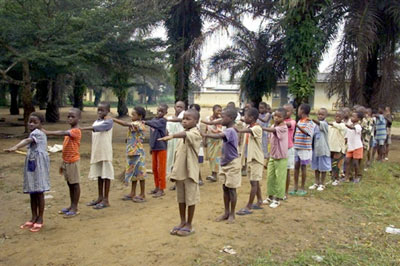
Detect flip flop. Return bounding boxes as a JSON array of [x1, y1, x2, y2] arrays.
[[152, 192, 165, 198], [251, 204, 263, 210], [122, 195, 133, 201], [63, 211, 80, 218], [86, 200, 100, 206], [170, 226, 182, 235], [296, 190, 307, 196], [29, 223, 43, 232], [177, 228, 195, 237], [58, 207, 70, 214], [132, 197, 146, 203], [20, 221, 34, 229], [148, 189, 158, 195], [236, 208, 253, 216], [93, 203, 109, 209], [288, 190, 297, 195]]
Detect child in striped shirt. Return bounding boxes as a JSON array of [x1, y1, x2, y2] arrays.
[[375, 107, 387, 161], [290, 104, 314, 196]]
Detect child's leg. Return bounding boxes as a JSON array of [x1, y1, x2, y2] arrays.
[[159, 150, 167, 192], [246, 181, 258, 209], [256, 182, 262, 205], [285, 170, 290, 196], [294, 161, 300, 191], [275, 158, 287, 200], [314, 170, 320, 185], [345, 157, 352, 180], [70, 183, 80, 212], [228, 188, 237, 223], [178, 203, 186, 227], [152, 151, 159, 191], [267, 159, 275, 199], [103, 179, 111, 206], [216, 185, 230, 222], [300, 165, 307, 190], [320, 171, 326, 185], [30, 193, 38, 222], [139, 180, 145, 198], [68, 182, 74, 209], [353, 159, 360, 181], [97, 177, 104, 202], [131, 181, 137, 198], [36, 192, 45, 224], [185, 205, 195, 230]]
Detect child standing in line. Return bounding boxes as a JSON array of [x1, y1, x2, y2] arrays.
[[190, 103, 205, 186], [366, 108, 376, 167], [345, 111, 364, 183], [257, 102, 272, 167], [83, 102, 114, 209], [358, 106, 373, 173], [5, 113, 50, 232], [290, 104, 314, 196], [202, 108, 241, 223], [236, 107, 264, 215], [113, 107, 147, 203], [328, 111, 347, 186], [281, 103, 296, 200], [384, 106, 393, 161], [375, 107, 387, 162], [205, 105, 223, 182], [145, 104, 168, 198], [262, 108, 289, 208], [159, 109, 202, 237], [43, 108, 81, 218], [310, 108, 331, 191]]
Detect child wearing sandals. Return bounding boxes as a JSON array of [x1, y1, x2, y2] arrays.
[[190, 103, 205, 185], [159, 109, 202, 237], [114, 106, 147, 203], [283, 104, 296, 199], [201, 108, 240, 223], [345, 111, 364, 183], [83, 102, 114, 209], [43, 108, 81, 218], [328, 111, 347, 186], [310, 108, 331, 191], [4, 113, 50, 232]]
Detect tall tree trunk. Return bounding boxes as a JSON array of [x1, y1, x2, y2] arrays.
[[364, 48, 379, 108], [73, 77, 85, 110], [94, 87, 102, 107], [0, 84, 7, 106], [9, 84, 20, 115], [117, 94, 128, 117], [21, 60, 35, 132], [36, 80, 49, 110], [46, 75, 62, 122]]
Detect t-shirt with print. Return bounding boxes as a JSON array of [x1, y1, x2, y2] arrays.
[[346, 124, 363, 151], [221, 127, 239, 166], [62, 128, 81, 163], [294, 118, 314, 150], [329, 122, 346, 153], [313, 120, 330, 157], [269, 124, 288, 159], [241, 124, 263, 165], [285, 118, 296, 149]]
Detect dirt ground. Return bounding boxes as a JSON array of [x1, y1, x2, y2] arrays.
[[0, 107, 398, 265]]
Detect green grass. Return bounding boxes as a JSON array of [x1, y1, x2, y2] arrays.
[[251, 162, 400, 265]]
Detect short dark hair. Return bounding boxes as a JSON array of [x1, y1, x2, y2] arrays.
[[69, 108, 82, 118], [275, 107, 287, 118], [159, 103, 168, 112], [189, 103, 201, 112], [223, 107, 237, 120], [355, 111, 364, 120], [299, 104, 311, 115], [30, 112, 45, 123], [227, 102, 236, 108], [246, 107, 259, 120], [99, 101, 110, 112], [185, 109, 200, 121], [259, 102, 268, 108], [134, 106, 146, 119], [213, 104, 222, 111]]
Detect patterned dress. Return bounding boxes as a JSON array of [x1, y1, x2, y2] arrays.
[[206, 115, 223, 173], [125, 121, 147, 182], [23, 129, 50, 193]]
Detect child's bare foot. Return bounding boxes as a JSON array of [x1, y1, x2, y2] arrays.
[[226, 215, 235, 224], [170, 222, 186, 235], [215, 213, 229, 222]]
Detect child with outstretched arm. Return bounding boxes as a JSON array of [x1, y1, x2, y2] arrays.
[[345, 111, 364, 183], [262, 108, 289, 208], [328, 110, 347, 185], [113, 106, 147, 203], [82, 102, 114, 209], [4, 112, 50, 232], [257, 102, 272, 167], [282, 103, 296, 199], [159, 109, 202, 236], [202, 108, 241, 223], [42, 108, 82, 218], [145, 104, 168, 198], [236, 107, 264, 215]]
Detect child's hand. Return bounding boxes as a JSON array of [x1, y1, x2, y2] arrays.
[[158, 135, 173, 142], [59, 166, 64, 175], [200, 131, 207, 138], [4, 146, 17, 152]]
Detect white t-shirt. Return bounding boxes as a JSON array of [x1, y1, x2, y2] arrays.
[[346, 124, 363, 151]]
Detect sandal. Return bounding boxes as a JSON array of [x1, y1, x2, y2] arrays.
[[170, 226, 182, 236], [177, 228, 195, 237], [86, 200, 100, 206], [132, 197, 146, 203], [236, 208, 253, 216], [29, 223, 43, 232], [93, 203, 109, 209], [152, 191, 165, 198], [63, 211, 80, 218], [148, 189, 158, 195], [20, 221, 34, 229], [251, 204, 263, 210], [296, 190, 307, 196], [58, 207, 70, 214], [122, 195, 133, 201]]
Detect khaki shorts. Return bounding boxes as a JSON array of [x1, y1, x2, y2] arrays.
[[247, 160, 263, 182], [176, 178, 200, 206], [61, 160, 80, 184], [219, 158, 241, 188]]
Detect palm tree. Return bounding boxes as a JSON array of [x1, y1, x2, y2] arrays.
[[208, 27, 286, 106]]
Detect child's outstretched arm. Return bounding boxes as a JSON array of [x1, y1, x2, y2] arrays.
[[112, 118, 131, 127], [42, 129, 70, 136], [201, 131, 225, 139], [262, 127, 276, 133], [235, 127, 253, 135], [4, 138, 33, 152], [345, 124, 355, 130], [312, 119, 320, 125], [295, 124, 311, 136], [168, 117, 182, 123], [201, 118, 222, 126], [258, 113, 271, 123], [145, 119, 166, 130], [158, 131, 187, 142]]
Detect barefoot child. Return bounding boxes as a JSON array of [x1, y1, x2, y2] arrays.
[[290, 104, 314, 196], [43, 108, 81, 217], [236, 107, 264, 215], [328, 111, 347, 186], [310, 108, 331, 191], [114, 106, 147, 203], [205, 104, 223, 182], [4, 113, 50, 232], [345, 111, 364, 183], [283, 104, 296, 199], [202, 108, 241, 223], [145, 104, 168, 198], [159, 109, 202, 236], [83, 102, 114, 209], [262, 108, 289, 208]]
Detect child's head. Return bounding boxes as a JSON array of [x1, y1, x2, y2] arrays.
[[182, 109, 199, 129], [174, 101, 186, 116], [97, 102, 110, 119], [351, 111, 363, 124], [335, 110, 344, 123], [212, 104, 222, 118], [244, 107, 259, 125], [67, 108, 81, 127], [385, 106, 391, 113], [132, 106, 146, 121], [227, 102, 236, 110], [221, 108, 237, 127], [29, 112, 45, 131], [156, 104, 168, 119], [378, 106, 385, 114], [366, 108, 372, 117], [244, 102, 254, 112], [258, 102, 270, 114], [273, 108, 286, 125], [342, 107, 351, 119], [317, 108, 328, 121], [298, 104, 311, 118], [189, 104, 201, 112], [283, 103, 293, 119], [356, 105, 367, 116]]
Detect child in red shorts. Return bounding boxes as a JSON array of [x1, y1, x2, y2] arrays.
[[345, 111, 364, 183]]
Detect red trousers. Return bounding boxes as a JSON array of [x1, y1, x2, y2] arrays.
[[152, 150, 167, 190]]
